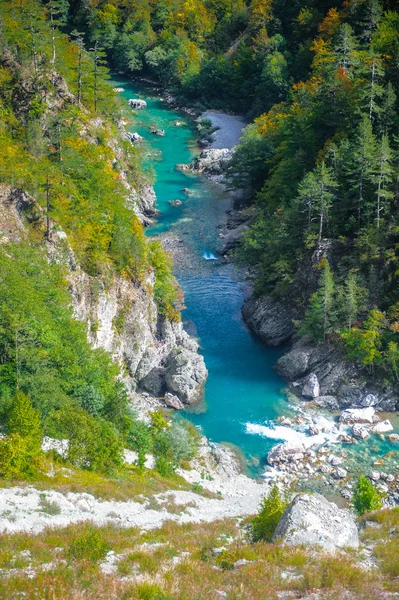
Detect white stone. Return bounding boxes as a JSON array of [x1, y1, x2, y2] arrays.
[[371, 420, 394, 434], [340, 407, 378, 425], [301, 373, 320, 399], [351, 424, 370, 439]]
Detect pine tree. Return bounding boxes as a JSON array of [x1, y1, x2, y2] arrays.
[[346, 116, 376, 229], [300, 260, 336, 342], [333, 23, 357, 73], [89, 41, 109, 113], [374, 134, 394, 229], [377, 82, 397, 135], [297, 162, 338, 246], [251, 485, 287, 542], [7, 391, 43, 455], [337, 270, 368, 331]]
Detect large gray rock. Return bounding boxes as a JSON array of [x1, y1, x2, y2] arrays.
[[267, 441, 306, 466], [165, 347, 208, 405], [276, 349, 310, 380], [340, 407, 379, 425], [164, 392, 184, 410], [314, 395, 340, 410], [177, 148, 232, 179], [272, 493, 359, 552], [242, 296, 296, 346], [302, 373, 320, 399]]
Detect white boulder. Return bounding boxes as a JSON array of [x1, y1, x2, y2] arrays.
[[301, 373, 320, 399], [371, 420, 394, 434], [340, 407, 379, 425], [272, 493, 359, 552]]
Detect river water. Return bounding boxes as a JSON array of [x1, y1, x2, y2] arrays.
[[113, 77, 399, 483], [112, 77, 293, 473]]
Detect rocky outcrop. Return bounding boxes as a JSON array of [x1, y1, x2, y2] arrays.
[[242, 296, 296, 346], [164, 392, 184, 410], [276, 339, 399, 411], [177, 148, 232, 181], [301, 373, 320, 399], [69, 267, 207, 406], [272, 493, 359, 552]]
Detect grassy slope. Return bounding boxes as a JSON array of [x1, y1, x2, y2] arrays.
[[0, 501, 399, 599]]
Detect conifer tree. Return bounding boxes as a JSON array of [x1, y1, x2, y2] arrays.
[[7, 391, 43, 455], [346, 116, 376, 229], [251, 485, 287, 542], [337, 270, 368, 331], [374, 134, 394, 229], [297, 162, 338, 246], [300, 260, 336, 342]]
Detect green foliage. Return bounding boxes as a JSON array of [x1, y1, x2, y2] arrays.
[[149, 242, 181, 321], [46, 404, 124, 473], [127, 420, 153, 468], [0, 434, 33, 480], [0, 392, 43, 480], [251, 485, 287, 542], [7, 391, 43, 455], [300, 260, 336, 342], [67, 526, 109, 562], [353, 476, 383, 515], [0, 244, 123, 421]]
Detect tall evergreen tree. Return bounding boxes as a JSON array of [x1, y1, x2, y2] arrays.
[[297, 162, 338, 246], [346, 115, 376, 229], [300, 260, 336, 342], [374, 134, 394, 229]]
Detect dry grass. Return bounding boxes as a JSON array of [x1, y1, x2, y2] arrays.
[[0, 461, 193, 502], [0, 510, 398, 599]]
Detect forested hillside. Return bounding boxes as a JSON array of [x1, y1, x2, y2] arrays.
[[63, 0, 399, 382], [0, 0, 200, 481]]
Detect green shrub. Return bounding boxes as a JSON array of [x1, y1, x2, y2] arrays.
[[353, 476, 383, 515], [75, 385, 105, 416], [127, 419, 152, 468], [0, 434, 32, 480], [166, 421, 199, 463], [46, 404, 123, 473], [7, 391, 43, 455], [67, 527, 109, 562], [251, 485, 287, 542]]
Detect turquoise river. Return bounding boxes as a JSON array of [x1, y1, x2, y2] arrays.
[[112, 77, 399, 480]]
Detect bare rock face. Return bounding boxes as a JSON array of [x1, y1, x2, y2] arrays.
[[188, 148, 232, 177], [69, 267, 207, 406], [301, 373, 320, 399], [242, 296, 296, 346], [272, 493, 359, 552], [164, 392, 184, 410], [165, 347, 208, 405]]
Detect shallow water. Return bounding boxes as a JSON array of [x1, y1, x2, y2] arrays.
[[112, 78, 399, 479]]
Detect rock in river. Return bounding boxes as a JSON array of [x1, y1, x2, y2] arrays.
[[340, 407, 379, 425], [351, 424, 370, 439], [164, 392, 184, 410], [165, 347, 208, 405], [272, 493, 359, 552], [371, 419, 394, 434]]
